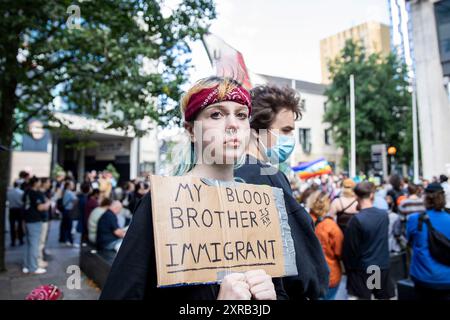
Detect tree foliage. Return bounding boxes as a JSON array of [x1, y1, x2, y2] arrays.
[[323, 40, 413, 172], [0, 0, 216, 271]]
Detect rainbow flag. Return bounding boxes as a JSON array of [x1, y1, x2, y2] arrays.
[[291, 158, 333, 180]]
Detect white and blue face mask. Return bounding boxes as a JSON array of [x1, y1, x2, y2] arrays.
[[261, 130, 295, 164]]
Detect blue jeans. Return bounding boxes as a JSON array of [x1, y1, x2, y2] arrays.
[[323, 286, 339, 300], [23, 222, 42, 272]]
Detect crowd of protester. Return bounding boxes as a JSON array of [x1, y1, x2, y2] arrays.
[[296, 172, 450, 300], [6, 168, 152, 275], [5, 77, 450, 300], [10, 168, 448, 299]]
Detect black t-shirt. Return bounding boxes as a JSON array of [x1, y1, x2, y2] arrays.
[[234, 155, 330, 300], [40, 190, 51, 222], [97, 210, 120, 249], [100, 191, 288, 300], [342, 207, 390, 271], [23, 189, 46, 223]]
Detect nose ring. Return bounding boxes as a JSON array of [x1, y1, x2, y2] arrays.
[[226, 128, 237, 135]]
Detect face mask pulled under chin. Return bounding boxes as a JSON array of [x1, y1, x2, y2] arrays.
[[259, 130, 295, 164]]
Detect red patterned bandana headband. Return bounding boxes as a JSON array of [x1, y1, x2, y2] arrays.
[[184, 85, 252, 121]]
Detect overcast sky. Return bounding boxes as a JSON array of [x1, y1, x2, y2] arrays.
[[187, 0, 391, 84]]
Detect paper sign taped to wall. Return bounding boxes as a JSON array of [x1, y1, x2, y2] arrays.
[[150, 175, 297, 287]]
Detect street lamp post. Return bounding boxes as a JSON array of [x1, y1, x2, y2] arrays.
[[388, 146, 397, 175], [350, 74, 356, 178], [412, 83, 420, 184]]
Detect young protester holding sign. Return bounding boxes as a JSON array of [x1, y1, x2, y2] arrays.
[[100, 77, 288, 300], [234, 85, 329, 299]]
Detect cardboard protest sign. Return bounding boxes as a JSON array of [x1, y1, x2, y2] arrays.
[[150, 175, 295, 287]]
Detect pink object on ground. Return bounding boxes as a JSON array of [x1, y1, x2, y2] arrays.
[[25, 284, 63, 300]]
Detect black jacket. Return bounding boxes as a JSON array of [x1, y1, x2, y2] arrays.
[[234, 155, 329, 300], [100, 190, 288, 300], [342, 207, 390, 271]]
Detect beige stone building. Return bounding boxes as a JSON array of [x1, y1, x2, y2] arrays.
[[320, 21, 391, 83]]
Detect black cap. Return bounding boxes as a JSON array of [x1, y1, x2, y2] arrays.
[[425, 182, 444, 193], [440, 174, 448, 183]]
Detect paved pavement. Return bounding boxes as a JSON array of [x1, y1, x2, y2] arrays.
[[0, 219, 100, 300]]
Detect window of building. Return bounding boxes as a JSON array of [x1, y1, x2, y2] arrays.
[[324, 128, 332, 145], [298, 128, 312, 154]]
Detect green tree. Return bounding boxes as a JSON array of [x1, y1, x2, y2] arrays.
[[323, 40, 413, 173], [0, 0, 216, 271]]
